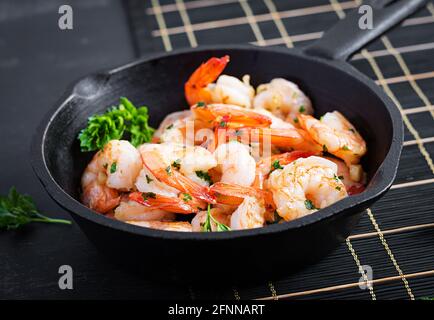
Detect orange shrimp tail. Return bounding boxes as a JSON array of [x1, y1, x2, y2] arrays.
[[129, 192, 198, 214], [82, 182, 120, 214], [185, 55, 230, 106], [210, 182, 275, 210], [239, 127, 322, 152]]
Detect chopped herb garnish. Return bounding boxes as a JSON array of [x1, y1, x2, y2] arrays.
[[172, 159, 181, 170], [110, 162, 117, 174], [338, 175, 344, 180], [182, 193, 192, 202], [272, 160, 284, 170], [145, 174, 153, 184], [219, 120, 227, 128], [0, 187, 71, 230], [349, 128, 355, 133], [195, 170, 213, 184], [342, 145, 350, 151], [165, 166, 172, 175], [335, 186, 342, 191], [299, 105, 306, 113], [166, 124, 174, 130], [202, 204, 231, 232], [304, 199, 317, 210], [322, 144, 328, 153], [333, 174, 341, 182], [197, 101, 206, 107], [142, 192, 157, 201], [293, 117, 299, 123]]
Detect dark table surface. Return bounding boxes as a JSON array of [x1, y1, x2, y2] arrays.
[[0, 0, 191, 299]]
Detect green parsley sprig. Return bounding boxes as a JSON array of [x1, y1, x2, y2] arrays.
[[202, 204, 231, 232], [78, 97, 154, 152], [0, 187, 71, 230]]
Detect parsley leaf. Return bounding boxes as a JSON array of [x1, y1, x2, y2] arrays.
[[182, 193, 192, 202], [78, 97, 154, 152], [195, 170, 213, 184], [272, 160, 284, 170], [142, 192, 157, 201], [110, 162, 117, 174], [299, 105, 306, 113], [304, 199, 317, 210], [0, 187, 71, 230], [172, 159, 181, 170], [145, 175, 153, 184], [202, 204, 231, 232]]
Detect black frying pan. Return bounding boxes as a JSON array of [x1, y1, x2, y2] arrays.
[[31, 0, 426, 283]]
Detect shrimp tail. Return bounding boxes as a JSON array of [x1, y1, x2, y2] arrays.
[[210, 182, 275, 210], [129, 192, 198, 214], [185, 56, 230, 106]]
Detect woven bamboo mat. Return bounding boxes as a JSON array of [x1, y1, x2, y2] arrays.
[[126, 0, 434, 300]]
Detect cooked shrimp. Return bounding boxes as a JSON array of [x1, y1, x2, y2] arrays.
[[114, 200, 175, 221], [214, 141, 256, 186], [254, 151, 315, 189], [210, 182, 274, 207], [236, 127, 322, 153], [153, 110, 192, 144], [253, 78, 313, 122], [191, 207, 231, 232], [209, 182, 267, 230], [81, 140, 142, 213], [127, 220, 192, 232], [138, 143, 216, 203], [298, 111, 367, 165], [185, 55, 230, 106], [191, 103, 272, 129], [208, 75, 255, 108], [230, 196, 266, 230], [267, 156, 347, 221], [324, 157, 366, 195], [129, 191, 199, 214]]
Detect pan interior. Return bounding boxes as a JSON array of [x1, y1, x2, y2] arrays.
[[43, 48, 393, 203]]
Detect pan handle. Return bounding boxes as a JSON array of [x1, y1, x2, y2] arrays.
[[303, 0, 428, 61]]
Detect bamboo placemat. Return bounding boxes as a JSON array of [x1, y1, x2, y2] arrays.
[[126, 0, 434, 300]]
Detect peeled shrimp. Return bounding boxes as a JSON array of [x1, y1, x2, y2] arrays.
[[230, 196, 266, 230], [214, 141, 256, 187], [81, 140, 142, 213], [267, 156, 347, 221], [153, 110, 192, 144], [208, 75, 255, 108], [324, 157, 366, 195], [254, 151, 315, 189], [127, 220, 192, 232], [299, 111, 367, 165], [114, 200, 175, 221], [253, 78, 313, 122], [209, 182, 267, 230], [138, 143, 216, 203]]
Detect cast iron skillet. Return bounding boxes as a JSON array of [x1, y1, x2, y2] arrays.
[[31, 0, 426, 283]]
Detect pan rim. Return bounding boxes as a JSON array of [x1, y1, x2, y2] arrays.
[[30, 44, 403, 241]]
